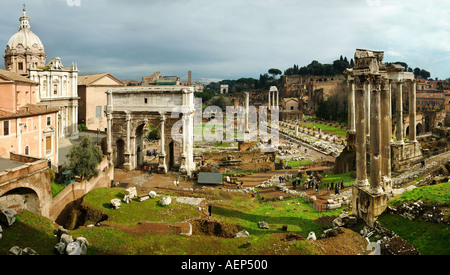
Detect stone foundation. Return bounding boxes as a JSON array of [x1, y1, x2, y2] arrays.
[[391, 142, 422, 172], [352, 185, 388, 228]]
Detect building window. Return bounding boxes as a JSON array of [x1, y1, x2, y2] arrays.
[[3, 120, 9, 136], [96, 106, 102, 118], [47, 116, 51, 126], [144, 98, 148, 104], [24, 146, 29, 155], [18, 62, 23, 70], [53, 84, 58, 95], [46, 136, 52, 154]]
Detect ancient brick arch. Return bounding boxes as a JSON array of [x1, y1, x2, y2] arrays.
[[0, 158, 52, 217], [106, 86, 196, 176]]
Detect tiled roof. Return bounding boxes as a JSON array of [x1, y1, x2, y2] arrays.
[[78, 73, 124, 86], [0, 104, 58, 119], [0, 69, 39, 85]]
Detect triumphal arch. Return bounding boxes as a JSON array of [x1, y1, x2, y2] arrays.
[[105, 86, 196, 175]]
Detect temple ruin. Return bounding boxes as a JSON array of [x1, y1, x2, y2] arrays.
[[347, 49, 422, 227]]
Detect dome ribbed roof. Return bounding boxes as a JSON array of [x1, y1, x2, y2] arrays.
[[7, 29, 44, 50], [6, 7, 44, 50]]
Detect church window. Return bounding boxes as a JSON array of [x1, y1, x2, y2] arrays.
[[54, 84, 58, 95], [18, 62, 23, 70]]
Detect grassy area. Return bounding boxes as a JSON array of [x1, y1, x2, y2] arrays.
[[390, 182, 450, 205], [321, 172, 354, 186], [302, 123, 347, 137], [377, 182, 450, 255], [51, 182, 67, 197], [81, 188, 200, 226], [377, 214, 450, 255], [0, 210, 58, 255], [286, 171, 355, 189], [286, 160, 313, 167], [0, 187, 346, 255], [73, 187, 345, 255]]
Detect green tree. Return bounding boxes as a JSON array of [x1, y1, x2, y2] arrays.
[[268, 68, 282, 78], [65, 136, 103, 181]]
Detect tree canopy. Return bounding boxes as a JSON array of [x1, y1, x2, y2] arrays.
[[65, 136, 103, 181], [284, 56, 353, 76]]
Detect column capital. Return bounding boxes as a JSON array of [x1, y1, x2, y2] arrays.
[[159, 112, 166, 121]]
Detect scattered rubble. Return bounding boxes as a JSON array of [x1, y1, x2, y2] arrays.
[[159, 196, 172, 206], [386, 200, 447, 224], [54, 226, 89, 255], [0, 208, 17, 227]]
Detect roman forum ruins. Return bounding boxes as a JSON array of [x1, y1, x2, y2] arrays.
[[105, 86, 196, 176], [346, 49, 422, 227]]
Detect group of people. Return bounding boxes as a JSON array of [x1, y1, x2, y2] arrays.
[[146, 149, 158, 157], [291, 175, 345, 195]]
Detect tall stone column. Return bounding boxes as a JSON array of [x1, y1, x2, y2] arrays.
[[245, 92, 250, 135], [276, 90, 279, 109], [158, 112, 167, 173], [347, 79, 356, 147], [268, 91, 271, 108], [185, 111, 195, 176], [380, 77, 392, 190], [354, 76, 369, 188], [180, 115, 187, 174], [408, 80, 417, 142], [107, 113, 113, 166], [365, 82, 371, 138], [396, 81, 404, 143], [272, 91, 275, 108], [124, 111, 132, 171], [369, 77, 383, 195]]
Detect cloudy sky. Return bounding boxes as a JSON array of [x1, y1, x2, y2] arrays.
[[1, 0, 450, 83]]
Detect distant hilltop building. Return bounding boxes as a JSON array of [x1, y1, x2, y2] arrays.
[[141, 72, 180, 86], [3, 7, 79, 139]]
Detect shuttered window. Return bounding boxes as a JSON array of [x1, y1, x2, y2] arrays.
[[3, 120, 9, 136], [46, 136, 52, 154]]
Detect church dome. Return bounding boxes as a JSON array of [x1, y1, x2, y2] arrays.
[[6, 7, 45, 51]]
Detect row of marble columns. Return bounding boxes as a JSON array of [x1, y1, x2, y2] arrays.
[[348, 78, 417, 145], [268, 86, 279, 109], [348, 75, 417, 194]]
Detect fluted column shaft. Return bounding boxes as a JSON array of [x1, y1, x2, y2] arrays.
[[408, 80, 417, 142], [355, 76, 369, 187]]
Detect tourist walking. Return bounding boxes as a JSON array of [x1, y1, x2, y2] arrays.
[[335, 183, 340, 195]]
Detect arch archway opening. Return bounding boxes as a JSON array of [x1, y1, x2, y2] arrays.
[[0, 187, 40, 215]]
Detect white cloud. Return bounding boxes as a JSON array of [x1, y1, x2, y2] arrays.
[[1, 0, 450, 80]]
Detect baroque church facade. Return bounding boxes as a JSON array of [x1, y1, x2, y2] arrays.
[[3, 7, 79, 139]]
